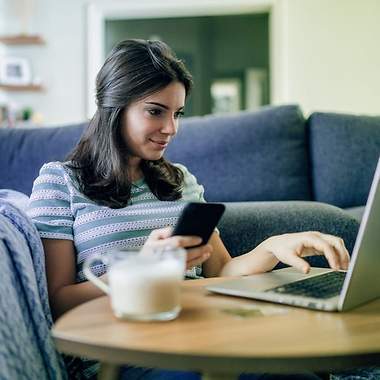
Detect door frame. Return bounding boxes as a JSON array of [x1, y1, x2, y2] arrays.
[[86, 0, 287, 118]]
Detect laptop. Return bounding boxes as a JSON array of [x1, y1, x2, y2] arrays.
[[207, 157, 380, 312]]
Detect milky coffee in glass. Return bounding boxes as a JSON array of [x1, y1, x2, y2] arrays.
[[84, 247, 186, 321]]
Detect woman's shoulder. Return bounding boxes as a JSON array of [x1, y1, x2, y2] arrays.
[[173, 163, 200, 185], [36, 161, 65, 180], [173, 163, 205, 201], [39, 161, 74, 174], [40, 160, 64, 170], [36, 161, 77, 187], [173, 163, 195, 178], [172, 163, 195, 184]]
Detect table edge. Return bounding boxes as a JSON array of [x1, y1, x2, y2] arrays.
[[53, 334, 380, 374]]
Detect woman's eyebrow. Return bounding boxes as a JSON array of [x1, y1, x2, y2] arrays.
[[145, 101, 184, 111]]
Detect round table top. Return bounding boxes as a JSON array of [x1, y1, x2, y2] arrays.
[[53, 277, 380, 374]]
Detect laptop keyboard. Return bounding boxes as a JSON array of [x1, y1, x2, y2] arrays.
[[266, 271, 347, 299]]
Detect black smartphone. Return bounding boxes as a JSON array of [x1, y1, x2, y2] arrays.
[[172, 202, 226, 247]]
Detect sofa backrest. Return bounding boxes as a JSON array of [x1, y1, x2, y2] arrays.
[[0, 123, 86, 195], [166, 105, 312, 202], [1, 106, 312, 203], [308, 112, 380, 208]]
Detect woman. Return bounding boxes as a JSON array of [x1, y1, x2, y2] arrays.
[[28, 39, 348, 380]]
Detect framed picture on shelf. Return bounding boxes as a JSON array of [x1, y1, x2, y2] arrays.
[[211, 78, 242, 115], [0, 56, 31, 86]]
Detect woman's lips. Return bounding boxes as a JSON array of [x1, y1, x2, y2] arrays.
[[149, 139, 169, 149]]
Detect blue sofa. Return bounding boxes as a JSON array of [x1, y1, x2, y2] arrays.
[[1, 104, 379, 260], [0, 104, 379, 378]]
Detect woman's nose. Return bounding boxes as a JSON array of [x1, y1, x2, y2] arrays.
[[161, 117, 177, 135]]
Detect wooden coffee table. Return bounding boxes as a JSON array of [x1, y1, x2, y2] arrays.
[[53, 277, 380, 380]]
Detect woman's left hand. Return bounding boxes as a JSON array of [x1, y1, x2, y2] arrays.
[[143, 227, 212, 270], [260, 231, 350, 274]]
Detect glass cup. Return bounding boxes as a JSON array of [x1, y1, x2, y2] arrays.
[[83, 246, 186, 321]]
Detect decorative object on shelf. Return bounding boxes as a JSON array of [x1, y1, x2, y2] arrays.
[[0, 101, 43, 128], [0, 104, 10, 127], [0, 35, 45, 92], [211, 78, 242, 115], [0, 101, 17, 128], [0, 56, 31, 86], [22, 106, 33, 121]]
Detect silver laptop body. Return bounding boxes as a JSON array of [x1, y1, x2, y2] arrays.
[[207, 157, 380, 312]]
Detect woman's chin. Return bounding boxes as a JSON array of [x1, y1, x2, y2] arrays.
[[144, 151, 165, 161]]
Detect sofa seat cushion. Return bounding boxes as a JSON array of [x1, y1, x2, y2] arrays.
[[308, 112, 380, 208], [166, 105, 312, 202]]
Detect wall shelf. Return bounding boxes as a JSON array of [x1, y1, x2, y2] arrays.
[[0, 84, 44, 92], [0, 34, 45, 45]]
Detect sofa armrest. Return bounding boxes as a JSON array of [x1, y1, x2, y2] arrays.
[[218, 201, 360, 268], [344, 206, 365, 223]]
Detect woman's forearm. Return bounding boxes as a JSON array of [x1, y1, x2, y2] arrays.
[[50, 275, 107, 320], [219, 240, 279, 277]]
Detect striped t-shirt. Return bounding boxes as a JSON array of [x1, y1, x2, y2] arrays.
[[27, 161, 205, 282]]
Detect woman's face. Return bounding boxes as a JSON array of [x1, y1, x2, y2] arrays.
[[122, 81, 186, 166]]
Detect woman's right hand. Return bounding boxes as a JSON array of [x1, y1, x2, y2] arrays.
[[143, 227, 213, 270]]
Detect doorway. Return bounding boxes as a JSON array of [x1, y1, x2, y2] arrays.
[[105, 13, 269, 117]]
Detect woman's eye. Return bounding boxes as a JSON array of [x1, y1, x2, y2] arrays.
[[148, 108, 162, 116], [174, 111, 184, 119]]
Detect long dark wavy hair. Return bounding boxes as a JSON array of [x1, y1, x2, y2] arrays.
[[67, 39, 193, 208]]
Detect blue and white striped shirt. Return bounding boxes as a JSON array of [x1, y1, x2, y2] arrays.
[[28, 161, 205, 282]]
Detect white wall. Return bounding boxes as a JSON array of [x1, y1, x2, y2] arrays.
[[0, 0, 379, 125], [276, 0, 380, 116], [0, 0, 88, 125]]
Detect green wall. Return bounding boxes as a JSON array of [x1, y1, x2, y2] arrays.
[[105, 14, 269, 116]]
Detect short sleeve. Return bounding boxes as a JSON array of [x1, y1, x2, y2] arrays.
[[27, 162, 74, 240], [175, 163, 206, 202]]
